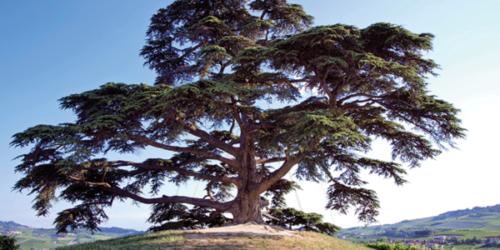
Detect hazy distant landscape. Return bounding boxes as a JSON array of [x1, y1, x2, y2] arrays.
[[340, 204, 500, 249], [1, 221, 143, 250]]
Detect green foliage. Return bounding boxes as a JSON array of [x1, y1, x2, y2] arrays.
[[377, 237, 388, 243], [364, 242, 443, 250], [263, 179, 301, 208], [11, 0, 465, 234], [146, 204, 232, 232], [0, 235, 20, 250], [265, 207, 341, 235]]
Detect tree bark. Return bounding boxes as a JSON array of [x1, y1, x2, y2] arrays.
[[228, 189, 265, 224]]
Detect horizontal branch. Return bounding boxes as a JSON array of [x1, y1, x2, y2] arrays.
[[338, 93, 382, 104], [67, 176, 111, 188], [251, 124, 283, 130], [288, 77, 309, 83], [256, 157, 286, 164], [262, 210, 282, 223], [228, 138, 242, 146], [100, 186, 233, 211], [339, 93, 412, 108], [111, 161, 239, 185], [341, 101, 375, 111], [126, 134, 241, 170], [176, 119, 240, 156]]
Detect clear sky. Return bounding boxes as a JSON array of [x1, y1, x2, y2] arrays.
[[1, 0, 499, 231]]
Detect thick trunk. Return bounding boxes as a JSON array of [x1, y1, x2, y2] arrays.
[[229, 189, 265, 224], [231, 129, 265, 224]]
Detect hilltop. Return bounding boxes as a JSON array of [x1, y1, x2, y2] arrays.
[[57, 229, 371, 250]]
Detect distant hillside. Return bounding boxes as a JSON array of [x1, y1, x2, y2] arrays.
[[0, 221, 144, 237], [339, 204, 500, 240], [0, 221, 145, 250], [430, 204, 500, 221], [0, 221, 31, 231], [99, 226, 144, 236]]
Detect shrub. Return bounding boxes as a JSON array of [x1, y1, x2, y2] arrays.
[[0, 235, 20, 250], [363, 242, 448, 250]]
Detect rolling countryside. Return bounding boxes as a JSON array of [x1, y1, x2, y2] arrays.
[[0, 221, 143, 250], [339, 204, 500, 249]]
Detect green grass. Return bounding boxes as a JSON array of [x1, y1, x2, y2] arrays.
[[57, 230, 372, 250], [17, 238, 60, 250], [78, 238, 97, 243], [92, 234, 114, 240]]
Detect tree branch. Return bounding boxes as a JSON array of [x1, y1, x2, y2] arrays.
[[374, 101, 435, 136], [262, 210, 283, 223], [108, 161, 239, 185], [175, 119, 240, 156], [67, 176, 111, 188], [314, 69, 335, 108], [254, 152, 305, 194], [228, 137, 241, 146], [204, 180, 216, 201], [100, 186, 233, 211], [338, 93, 412, 107], [341, 101, 376, 111], [125, 134, 240, 170], [230, 97, 249, 137], [256, 157, 286, 164]]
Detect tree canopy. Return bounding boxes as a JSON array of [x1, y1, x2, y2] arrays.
[[11, 0, 465, 234]]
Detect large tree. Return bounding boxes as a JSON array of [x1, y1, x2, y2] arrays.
[[11, 0, 465, 233]]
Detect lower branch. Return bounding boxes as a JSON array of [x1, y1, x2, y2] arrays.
[[261, 210, 282, 223], [100, 186, 233, 211], [126, 134, 240, 170], [112, 161, 239, 185]]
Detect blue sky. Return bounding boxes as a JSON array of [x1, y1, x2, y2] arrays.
[[1, 0, 499, 231]]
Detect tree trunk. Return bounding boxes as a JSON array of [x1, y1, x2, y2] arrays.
[[229, 188, 265, 224]]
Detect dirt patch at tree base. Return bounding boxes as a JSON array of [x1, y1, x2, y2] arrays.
[[184, 222, 301, 238]]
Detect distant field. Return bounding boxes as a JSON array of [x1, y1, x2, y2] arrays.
[[340, 207, 500, 237], [78, 237, 96, 243], [436, 230, 500, 239], [93, 234, 115, 240], [0, 221, 142, 250], [17, 238, 60, 250], [435, 222, 478, 228], [443, 244, 500, 250], [11, 230, 114, 250], [336, 205, 500, 250]]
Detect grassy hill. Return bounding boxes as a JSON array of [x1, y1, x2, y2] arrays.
[[57, 230, 371, 250]]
